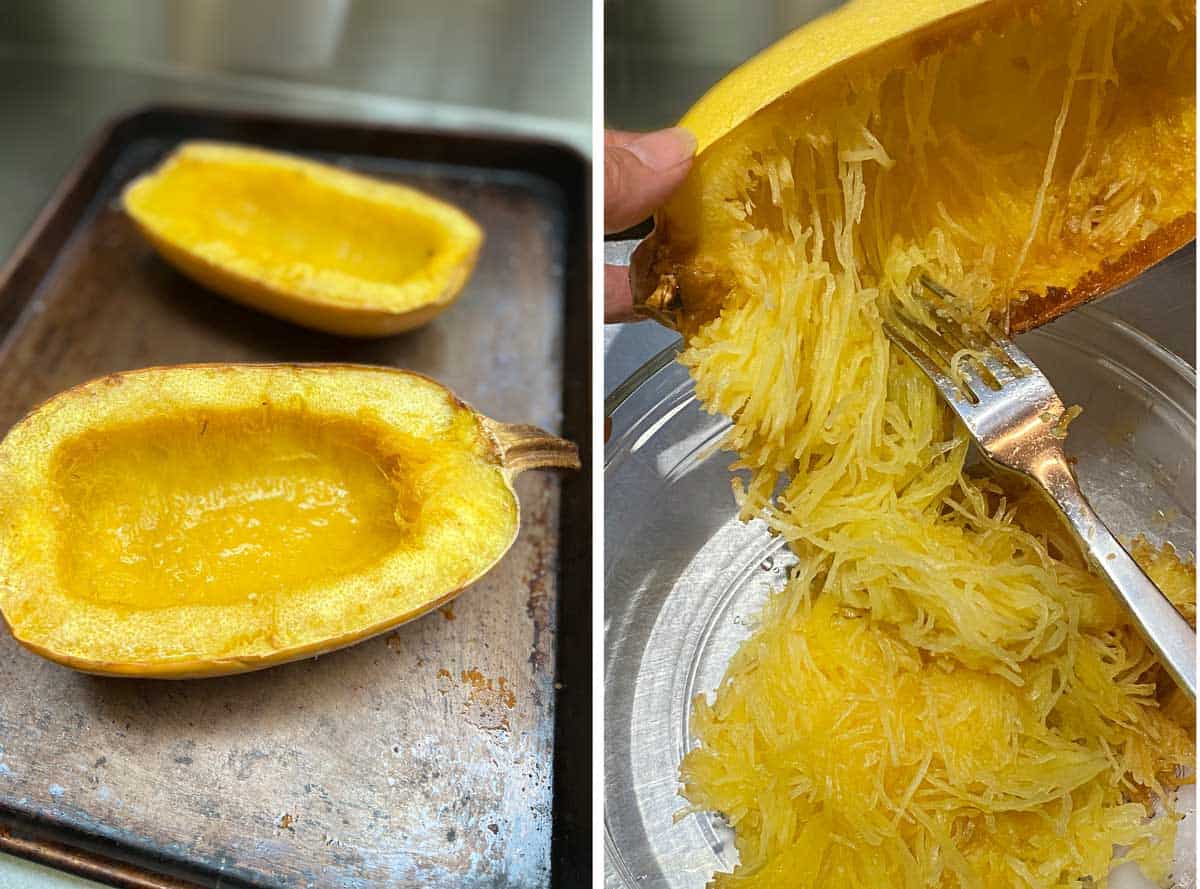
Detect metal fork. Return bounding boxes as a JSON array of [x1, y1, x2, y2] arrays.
[[884, 275, 1196, 699]]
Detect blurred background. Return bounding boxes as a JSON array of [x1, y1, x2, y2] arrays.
[[0, 0, 590, 267], [605, 0, 839, 130]]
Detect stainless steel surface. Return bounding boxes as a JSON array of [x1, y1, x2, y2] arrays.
[[604, 307, 1196, 888], [605, 0, 841, 130], [0, 828, 203, 889], [0, 852, 109, 889], [1, 0, 589, 126], [885, 278, 1196, 698], [604, 239, 640, 267]]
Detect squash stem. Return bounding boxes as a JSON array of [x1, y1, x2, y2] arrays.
[[484, 420, 580, 475]]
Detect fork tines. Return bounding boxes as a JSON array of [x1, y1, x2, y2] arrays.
[[882, 275, 1032, 405]]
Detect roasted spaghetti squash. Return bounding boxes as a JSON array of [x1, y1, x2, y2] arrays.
[[124, 143, 484, 337], [0, 365, 578, 678]]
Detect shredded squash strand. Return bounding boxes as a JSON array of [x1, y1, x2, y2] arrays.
[[677, 3, 1196, 887]]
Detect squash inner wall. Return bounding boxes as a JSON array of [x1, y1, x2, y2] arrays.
[[134, 156, 446, 287], [48, 409, 429, 609]]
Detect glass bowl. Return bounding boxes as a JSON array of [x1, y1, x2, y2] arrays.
[[604, 306, 1196, 889]]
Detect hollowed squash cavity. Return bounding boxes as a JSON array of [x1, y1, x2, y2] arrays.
[[52, 411, 426, 609]]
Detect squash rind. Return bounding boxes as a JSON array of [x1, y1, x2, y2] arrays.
[[679, 0, 993, 154]]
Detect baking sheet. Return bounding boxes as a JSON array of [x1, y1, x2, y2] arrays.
[[0, 106, 591, 888]]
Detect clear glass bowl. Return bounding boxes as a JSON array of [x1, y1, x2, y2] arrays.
[[604, 307, 1196, 889]]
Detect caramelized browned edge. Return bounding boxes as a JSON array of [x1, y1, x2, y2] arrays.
[[632, 214, 1197, 336]]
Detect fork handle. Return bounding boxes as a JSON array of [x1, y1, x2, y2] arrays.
[[1036, 452, 1196, 699]]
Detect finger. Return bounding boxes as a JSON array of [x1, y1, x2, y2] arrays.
[[604, 127, 696, 233], [605, 263, 638, 324]]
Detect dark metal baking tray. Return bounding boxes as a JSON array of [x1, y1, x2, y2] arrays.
[[0, 105, 590, 888]]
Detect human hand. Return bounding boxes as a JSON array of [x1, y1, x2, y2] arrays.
[[604, 127, 696, 323]]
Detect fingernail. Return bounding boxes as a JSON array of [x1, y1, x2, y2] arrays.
[[626, 127, 697, 171]]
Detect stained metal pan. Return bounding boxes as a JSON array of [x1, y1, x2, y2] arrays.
[[0, 105, 591, 888]]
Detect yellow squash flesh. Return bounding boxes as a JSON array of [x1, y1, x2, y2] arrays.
[[633, 0, 1195, 331], [638, 1, 1197, 887], [0, 365, 577, 678], [124, 143, 484, 337]]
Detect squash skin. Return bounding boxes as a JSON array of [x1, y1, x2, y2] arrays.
[[124, 143, 484, 338], [0, 364, 577, 679], [677, 0, 993, 154], [632, 0, 1197, 331]]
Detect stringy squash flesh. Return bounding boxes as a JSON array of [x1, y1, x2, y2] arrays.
[[653, 1, 1197, 887], [124, 143, 484, 337], [0, 365, 577, 678], [636, 0, 1195, 333]]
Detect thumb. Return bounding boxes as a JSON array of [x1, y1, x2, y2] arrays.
[[604, 128, 696, 233]]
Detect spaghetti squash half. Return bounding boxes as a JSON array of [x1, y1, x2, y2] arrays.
[[125, 143, 484, 337], [0, 365, 578, 678]]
